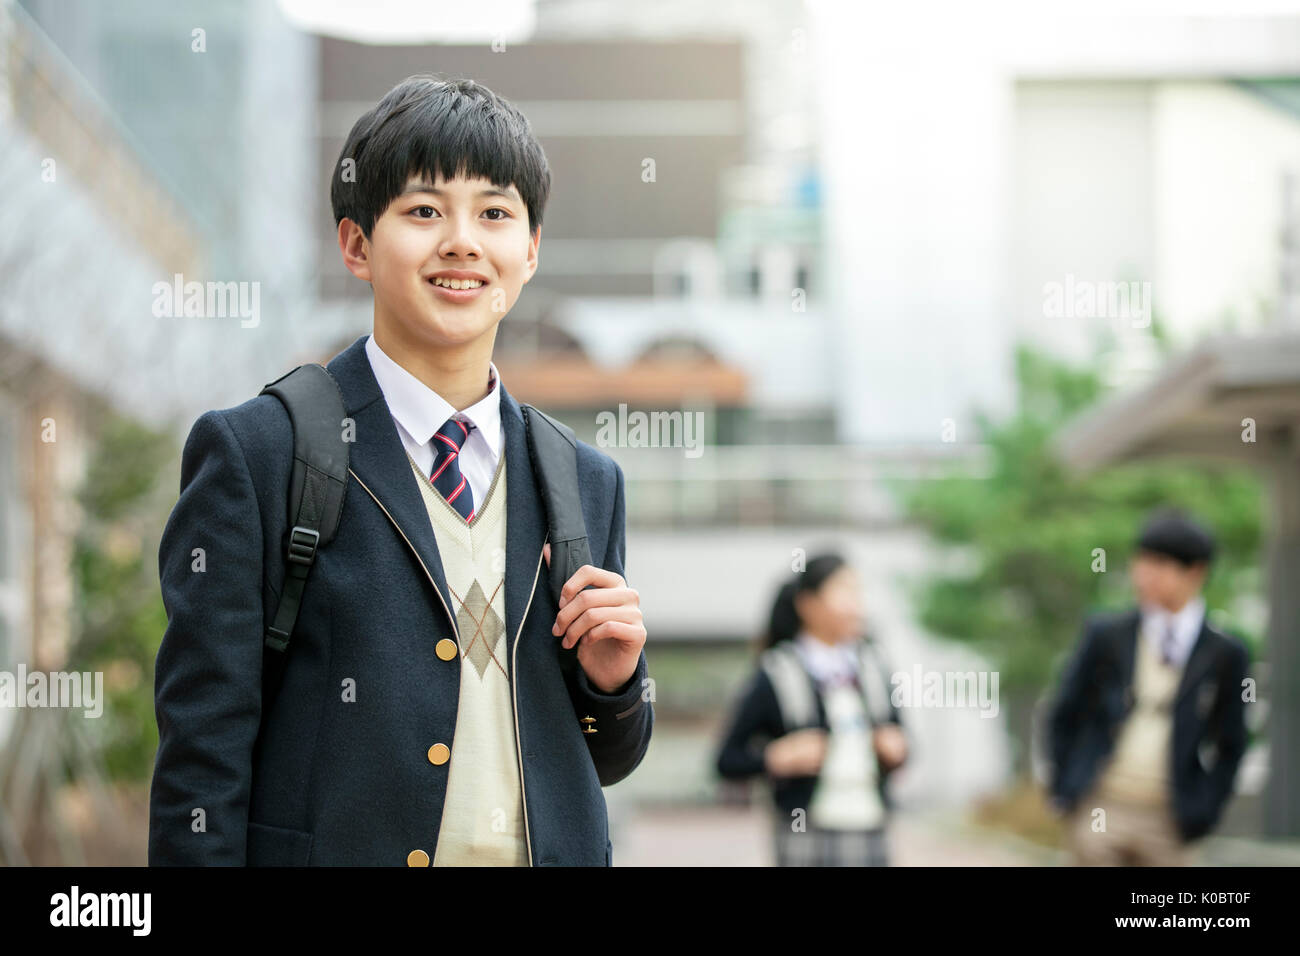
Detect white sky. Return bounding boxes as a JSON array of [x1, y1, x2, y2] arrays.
[[275, 0, 538, 44]]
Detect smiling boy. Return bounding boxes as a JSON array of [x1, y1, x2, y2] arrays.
[[148, 75, 652, 866]]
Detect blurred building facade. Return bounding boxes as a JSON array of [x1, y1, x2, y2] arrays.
[[0, 0, 209, 754], [16, 0, 322, 426]]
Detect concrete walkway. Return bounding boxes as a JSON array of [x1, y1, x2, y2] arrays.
[[610, 804, 1057, 866]]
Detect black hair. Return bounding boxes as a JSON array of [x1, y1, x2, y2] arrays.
[[330, 74, 551, 240], [761, 552, 849, 649], [1135, 508, 1216, 568]]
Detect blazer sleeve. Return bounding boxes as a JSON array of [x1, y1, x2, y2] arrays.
[[1045, 613, 1107, 806], [148, 410, 266, 865], [569, 458, 653, 787], [1044, 615, 1102, 806], [1205, 637, 1250, 822], [715, 667, 784, 780]]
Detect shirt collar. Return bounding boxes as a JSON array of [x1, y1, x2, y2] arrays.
[[1141, 595, 1205, 660], [793, 629, 860, 684], [364, 333, 502, 458]]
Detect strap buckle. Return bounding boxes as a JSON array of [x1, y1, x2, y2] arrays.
[[287, 525, 320, 566], [265, 626, 291, 652]]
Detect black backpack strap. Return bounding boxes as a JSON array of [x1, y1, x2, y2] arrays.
[[258, 364, 350, 665], [521, 403, 593, 674]]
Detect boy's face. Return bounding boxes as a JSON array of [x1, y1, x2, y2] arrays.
[[341, 172, 539, 354], [1130, 549, 1206, 611]]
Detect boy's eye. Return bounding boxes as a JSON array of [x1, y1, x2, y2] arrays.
[[409, 206, 509, 220]]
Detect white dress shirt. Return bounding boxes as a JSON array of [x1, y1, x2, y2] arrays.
[[793, 630, 861, 687], [792, 629, 885, 829], [1139, 595, 1205, 669], [364, 334, 503, 509]]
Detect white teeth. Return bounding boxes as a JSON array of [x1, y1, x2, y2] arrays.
[[432, 277, 483, 290]]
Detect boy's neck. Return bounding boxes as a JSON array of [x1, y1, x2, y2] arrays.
[[373, 324, 497, 411], [1146, 592, 1200, 615]]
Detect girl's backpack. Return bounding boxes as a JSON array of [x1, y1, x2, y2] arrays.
[[759, 637, 895, 732]]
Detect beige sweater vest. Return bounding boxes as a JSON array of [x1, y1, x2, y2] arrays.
[[406, 447, 528, 866], [1093, 623, 1184, 806]]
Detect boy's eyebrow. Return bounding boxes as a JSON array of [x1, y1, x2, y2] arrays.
[[401, 182, 521, 202]]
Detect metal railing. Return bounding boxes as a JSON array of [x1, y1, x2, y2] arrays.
[[615, 441, 992, 527]]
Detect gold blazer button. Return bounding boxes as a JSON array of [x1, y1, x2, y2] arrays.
[[435, 639, 458, 661], [407, 849, 430, 866], [427, 743, 450, 765]]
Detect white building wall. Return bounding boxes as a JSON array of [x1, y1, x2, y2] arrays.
[[810, 3, 1015, 445], [1154, 81, 1300, 337]]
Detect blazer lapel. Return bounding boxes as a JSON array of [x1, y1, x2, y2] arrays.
[[1175, 617, 1220, 705], [1119, 598, 1219, 706], [326, 335, 457, 633], [1117, 609, 1140, 703], [498, 385, 549, 657], [323, 334, 549, 655]]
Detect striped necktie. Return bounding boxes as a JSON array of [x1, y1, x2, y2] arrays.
[[1160, 620, 1178, 667], [430, 416, 475, 523]]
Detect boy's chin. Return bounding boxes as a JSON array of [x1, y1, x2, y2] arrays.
[[409, 313, 500, 347]]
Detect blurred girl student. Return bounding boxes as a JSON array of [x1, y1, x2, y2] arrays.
[[715, 552, 908, 866]]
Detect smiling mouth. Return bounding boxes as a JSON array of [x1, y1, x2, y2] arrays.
[[430, 277, 485, 289], [427, 276, 488, 304]]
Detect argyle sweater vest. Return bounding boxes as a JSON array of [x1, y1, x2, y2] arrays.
[[1094, 623, 1184, 807], [406, 446, 528, 866]]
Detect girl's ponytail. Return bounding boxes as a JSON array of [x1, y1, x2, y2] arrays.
[[763, 579, 803, 649], [759, 551, 848, 650]]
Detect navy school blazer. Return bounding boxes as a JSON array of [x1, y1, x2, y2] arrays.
[[1044, 607, 1249, 842], [148, 333, 653, 866]]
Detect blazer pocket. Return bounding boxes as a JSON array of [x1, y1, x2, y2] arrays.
[[247, 820, 314, 866], [1195, 679, 1217, 720]]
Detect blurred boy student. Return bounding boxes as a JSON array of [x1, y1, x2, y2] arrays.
[[716, 552, 908, 865], [149, 76, 652, 866], [1045, 510, 1250, 865]]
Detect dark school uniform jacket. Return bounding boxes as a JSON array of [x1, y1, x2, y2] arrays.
[[1044, 607, 1249, 842], [714, 636, 906, 822], [148, 333, 653, 865]]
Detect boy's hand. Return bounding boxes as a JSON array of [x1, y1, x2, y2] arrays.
[[544, 542, 645, 694]]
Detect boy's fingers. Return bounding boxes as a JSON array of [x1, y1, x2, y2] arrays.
[[558, 606, 642, 648], [553, 583, 637, 635], [558, 564, 623, 606], [542, 541, 551, 568]]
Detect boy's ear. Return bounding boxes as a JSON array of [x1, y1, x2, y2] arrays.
[[338, 218, 372, 282], [523, 227, 541, 284]]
